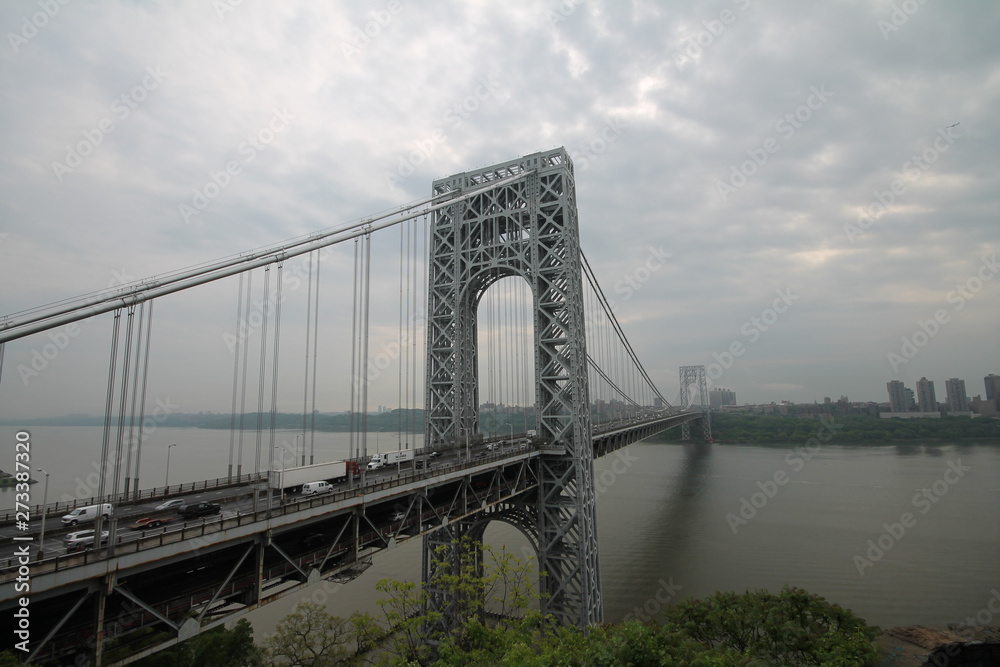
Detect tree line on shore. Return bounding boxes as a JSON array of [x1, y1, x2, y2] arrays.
[[0, 536, 881, 666]]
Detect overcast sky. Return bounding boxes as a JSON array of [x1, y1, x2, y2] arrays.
[[1, 0, 998, 419]]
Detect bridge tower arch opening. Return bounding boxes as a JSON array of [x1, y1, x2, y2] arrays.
[[475, 275, 535, 440], [423, 147, 601, 629]]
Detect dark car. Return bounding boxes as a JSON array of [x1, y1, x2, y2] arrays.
[[177, 502, 221, 519], [300, 532, 327, 549]]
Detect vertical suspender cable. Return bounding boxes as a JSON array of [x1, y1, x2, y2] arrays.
[[268, 262, 284, 468], [309, 252, 320, 465], [301, 253, 313, 467], [132, 300, 153, 497], [111, 306, 136, 511], [398, 220, 405, 444], [412, 215, 422, 445], [422, 214, 430, 443], [123, 302, 144, 496], [237, 272, 253, 479], [360, 231, 372, 462], [349, 239, 359, 481], [255, 266, 271, 478], [94, 310, 121, 545], [0, 343, 5, 392], [228, 273, 245, 482], [404, 218, 411, 445]]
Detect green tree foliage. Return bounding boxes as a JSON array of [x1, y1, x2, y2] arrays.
[[664, 586, 881, 666], [132, 618, 264, 667], [255, 540, 879, 666], [263, 602, 375, 666], [372, 536, 542, 663]]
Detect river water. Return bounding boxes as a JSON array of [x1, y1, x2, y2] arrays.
[[2, 427, 998, 632]]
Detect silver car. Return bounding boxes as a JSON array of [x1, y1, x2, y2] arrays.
[[155, 499, 187, 511], [64, 529, 109, 552]]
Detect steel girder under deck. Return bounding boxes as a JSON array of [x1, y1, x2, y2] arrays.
[[4, 457, 539, 666], [423, 147, 601, 629]]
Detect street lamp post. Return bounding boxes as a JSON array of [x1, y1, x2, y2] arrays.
[[36, 468, 49, 560], [165, 443, 177, 488], [295, 434, 303, 467]]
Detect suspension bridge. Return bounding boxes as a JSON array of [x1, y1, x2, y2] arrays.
[[0, 147, 710, 665]]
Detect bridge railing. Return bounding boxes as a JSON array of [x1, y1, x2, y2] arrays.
[[0, 472, 269, 526], [0, 445, 542, 583]]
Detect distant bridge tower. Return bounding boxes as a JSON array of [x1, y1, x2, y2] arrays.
[[679, 365, 711, 441], [423, 147, 600, 629]]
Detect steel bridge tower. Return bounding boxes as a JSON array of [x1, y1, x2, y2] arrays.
[[423, 147, 601, 629], [679, 365, 712, 441]]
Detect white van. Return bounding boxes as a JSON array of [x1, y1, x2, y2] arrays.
[[302, 481, 332, 496], [61, 503, 113, 526]]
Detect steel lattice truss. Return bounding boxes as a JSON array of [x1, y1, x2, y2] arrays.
[[678, 365, 712, 441], [423, 147, 601, 628]]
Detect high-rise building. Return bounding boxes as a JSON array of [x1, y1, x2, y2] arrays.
[[916, 377, 937, 413], [886, 380, 908, 413], [709, 388, 736, 408], [945, 378, 969, 413], [985, 374, 1000, 405]]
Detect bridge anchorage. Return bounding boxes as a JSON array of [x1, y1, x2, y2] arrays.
[[0, 147, 707, 665]]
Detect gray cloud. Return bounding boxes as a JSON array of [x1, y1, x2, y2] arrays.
[[1, 0, 998, 418]]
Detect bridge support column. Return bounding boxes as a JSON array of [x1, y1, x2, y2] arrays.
[[93, 574, 113, 666], [425, 148, 602, 629], [421, 518, 483, 640], [679, 365, 711, 441]]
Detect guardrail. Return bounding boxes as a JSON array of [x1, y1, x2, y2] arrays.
[[0, 472, 269, 526], [0, 444, 541, 583]]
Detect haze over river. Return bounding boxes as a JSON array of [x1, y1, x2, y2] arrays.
[[3, 426, 998, 632]]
